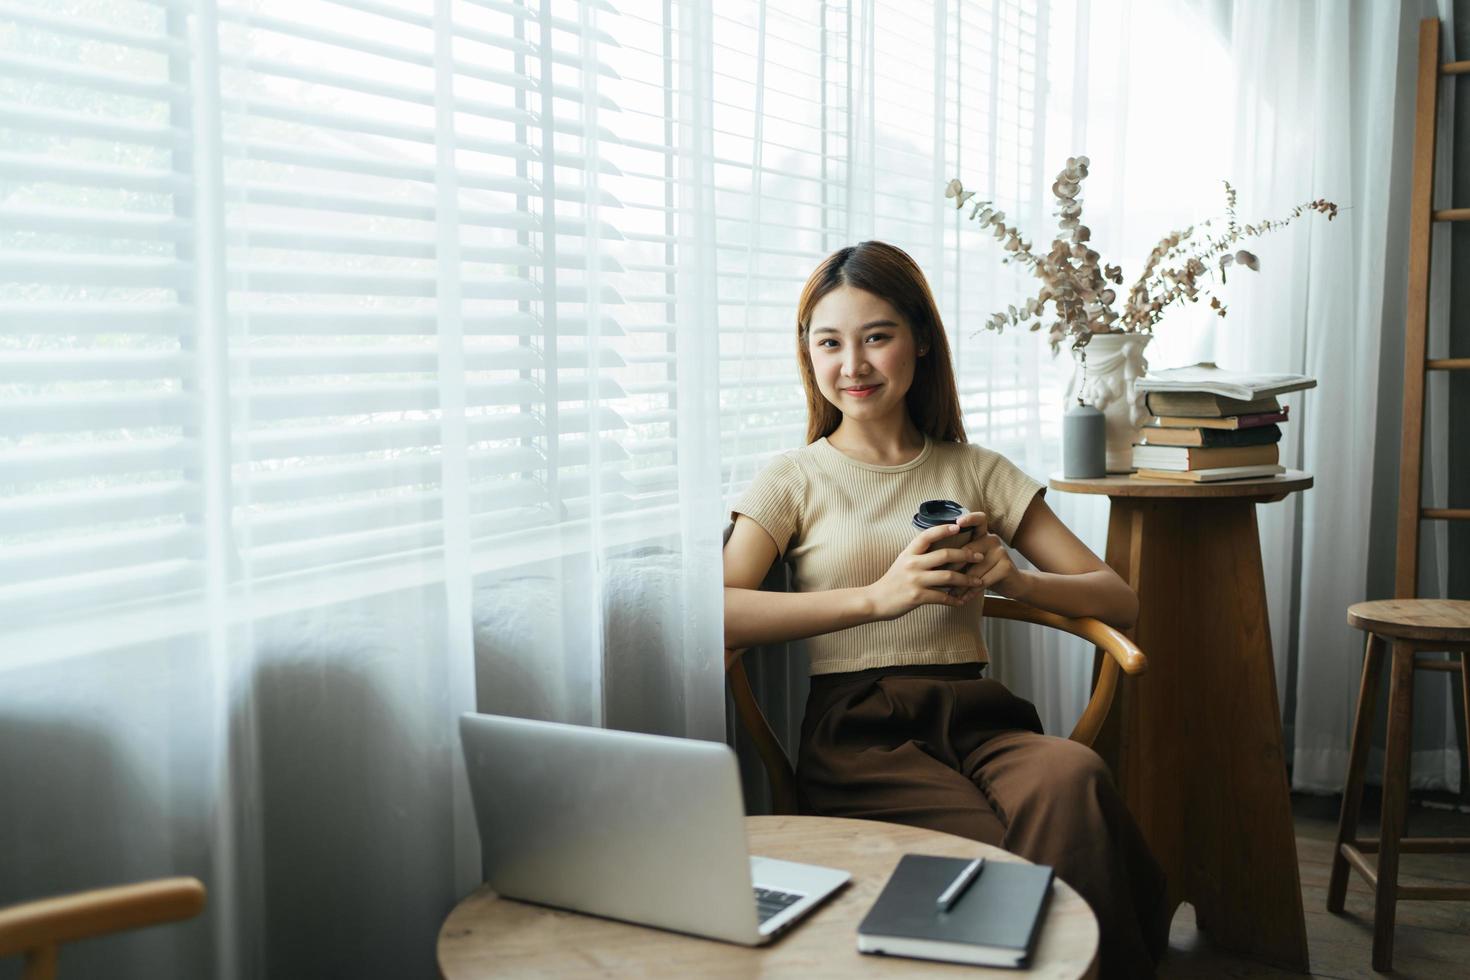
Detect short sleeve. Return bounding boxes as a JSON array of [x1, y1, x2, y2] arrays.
[[731, 453, 805, 558], [977, 449, 1046, 545]]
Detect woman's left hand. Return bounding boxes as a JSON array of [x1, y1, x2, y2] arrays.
[[952, 512, 1031, 603]]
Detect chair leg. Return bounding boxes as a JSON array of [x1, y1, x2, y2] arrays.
[[1329, 632, 1385, 912], [1460, 650, 1470, 798], [22, 945, 58, 980], [1373, 641, 1415, 972]]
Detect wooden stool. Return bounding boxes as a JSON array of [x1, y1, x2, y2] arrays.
[[1327, 599, 1470, 971]]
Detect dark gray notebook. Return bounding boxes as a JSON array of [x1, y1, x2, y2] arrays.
[[857, 854, 1054, 968]]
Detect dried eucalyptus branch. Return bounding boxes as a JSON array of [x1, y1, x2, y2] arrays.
[[946, 162, 1339, 355], [1122, 185, 1337, 329]]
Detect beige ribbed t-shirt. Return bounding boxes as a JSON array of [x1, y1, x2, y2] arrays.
[[733, 436, 1045, 676]]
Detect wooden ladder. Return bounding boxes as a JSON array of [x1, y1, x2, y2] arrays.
[[1397, 16, 1470, 597]]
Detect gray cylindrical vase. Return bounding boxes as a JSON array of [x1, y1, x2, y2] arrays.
[[1063, 402, 1106, 478]]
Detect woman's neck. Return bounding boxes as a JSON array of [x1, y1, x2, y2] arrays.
[[826, 415, 926, 466]]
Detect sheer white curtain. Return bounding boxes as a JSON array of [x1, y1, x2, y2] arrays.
[[1207, 0, 1459, 793], [0, 1, 723, 977]]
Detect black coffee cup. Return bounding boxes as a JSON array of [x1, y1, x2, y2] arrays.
[[912, 499, 975, 589]]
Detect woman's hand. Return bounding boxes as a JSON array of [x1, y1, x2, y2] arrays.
[[863, 523, 984, 621], [951, 511, 1032, 605]]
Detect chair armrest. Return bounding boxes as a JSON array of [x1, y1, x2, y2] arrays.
[[983, 596, 1146, 675], [0, 877, 206, 959], [983, 596, 1145, 747]]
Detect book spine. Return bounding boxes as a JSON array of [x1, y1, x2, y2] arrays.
[[1145, 393, 1280, 418], [1150, 407, 1288, 430], [1232, 410, 1289, 429], [1135, 465, 1284, 482], [1140, 424, 1283, 448], [1199, 424, 1282, 448], [1187, 445, 1279, 468]]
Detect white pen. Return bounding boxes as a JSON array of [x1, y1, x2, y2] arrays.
[[935, 857, 984, 912]]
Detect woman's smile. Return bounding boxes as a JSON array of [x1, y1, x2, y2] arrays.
[[843, 383, 883, 398]]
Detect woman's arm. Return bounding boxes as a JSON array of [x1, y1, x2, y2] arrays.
[[723, 514, 981, 650], [953, 497, 1138, 631]]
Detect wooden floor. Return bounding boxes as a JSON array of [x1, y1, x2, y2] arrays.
[[1160, 793, 1470, 978]]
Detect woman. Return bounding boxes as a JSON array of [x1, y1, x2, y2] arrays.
[[723, 241, 1167, 977]]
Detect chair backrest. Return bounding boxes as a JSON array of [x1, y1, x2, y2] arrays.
[[722, 523, 804, 813], [0, 877, 206, 980]]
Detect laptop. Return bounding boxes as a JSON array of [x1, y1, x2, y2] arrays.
[[458, 712, 850, 945]]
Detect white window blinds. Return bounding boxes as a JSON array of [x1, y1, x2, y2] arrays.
[[0, 1, 202, 625], [0, 0, 662, 632], [2, 0, 1061, 635], [217, 0, 629, 579]]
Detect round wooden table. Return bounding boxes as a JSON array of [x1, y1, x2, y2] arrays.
[[437, 815, 1099, 978], [1051, 469, 1313, 972]]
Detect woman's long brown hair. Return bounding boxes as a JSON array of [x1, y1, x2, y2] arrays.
[[795, 241, 966, 445]]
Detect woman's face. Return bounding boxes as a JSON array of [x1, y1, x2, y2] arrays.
[[806, 285, 922, 424]]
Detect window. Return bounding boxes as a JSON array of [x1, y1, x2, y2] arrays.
[[1, 0, 1064, 638], [1, 0, 655, 634], [1, 1, 202, 627]]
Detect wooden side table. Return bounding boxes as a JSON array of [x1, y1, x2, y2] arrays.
[[437, 815, 1099, 978], [1050, 470, 1313, 972]]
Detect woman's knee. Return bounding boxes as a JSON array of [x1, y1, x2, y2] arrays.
[[1056, 735, 1108, 772], [1026, 736, 1111, 800], [972, 732, 1117, 828]]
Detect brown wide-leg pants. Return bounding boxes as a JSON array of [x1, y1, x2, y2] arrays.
[[797, 662, 1168, 979]]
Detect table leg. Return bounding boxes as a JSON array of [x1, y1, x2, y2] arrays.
[[1102, 497, 1308, 972]]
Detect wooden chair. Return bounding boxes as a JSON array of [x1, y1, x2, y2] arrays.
[[1325, 16, 1470, 972], [726, 595, 1147, 814], [0, 877, 206, 980]]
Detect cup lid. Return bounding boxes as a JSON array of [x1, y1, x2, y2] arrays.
[[912, 499, 966, 529]]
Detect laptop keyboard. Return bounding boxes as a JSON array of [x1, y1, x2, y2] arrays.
[[754, 886, 804, 923]]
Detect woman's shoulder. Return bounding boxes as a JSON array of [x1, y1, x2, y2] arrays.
[[767, 442, 823, 469], [748, 444, 820, 489], [734, 446, 820, 537], [930, 439, 1013, 468], [930, 440, 1040, 488]]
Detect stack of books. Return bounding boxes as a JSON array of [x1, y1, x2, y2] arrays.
[[1131, 363, 1315, 483]]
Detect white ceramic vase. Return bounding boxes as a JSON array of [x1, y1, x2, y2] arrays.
[[1064, 332, 1152, 473]]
